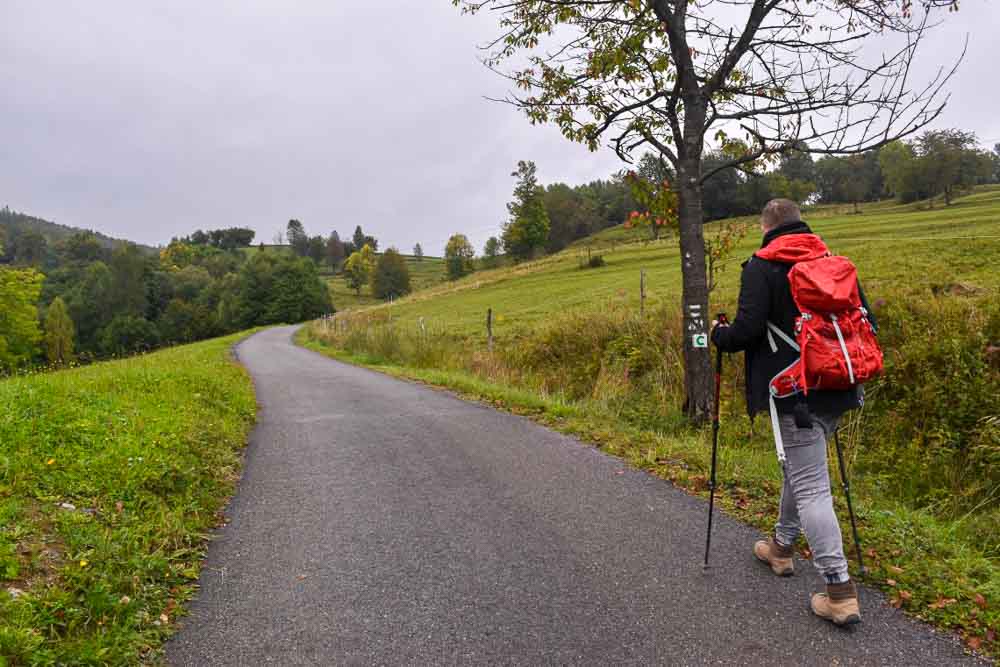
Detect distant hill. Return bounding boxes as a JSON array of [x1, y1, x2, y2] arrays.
[[0, 206, 157, 255]]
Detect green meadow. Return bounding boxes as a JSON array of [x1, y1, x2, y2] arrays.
[[0, 333, 257, 665], [334, 187, 1000, 337], [326, 254, 447, 311]]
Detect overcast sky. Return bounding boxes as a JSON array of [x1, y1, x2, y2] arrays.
[[2, 1, 997, 253]]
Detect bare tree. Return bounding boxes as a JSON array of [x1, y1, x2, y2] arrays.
[[454, 0, 962, 422]]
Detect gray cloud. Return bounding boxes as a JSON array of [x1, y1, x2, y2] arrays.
[[2, 1, 996, 253]]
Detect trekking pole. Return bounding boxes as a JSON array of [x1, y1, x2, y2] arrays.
[[704, 314, 728, 571], [833, 431, 866, 577]]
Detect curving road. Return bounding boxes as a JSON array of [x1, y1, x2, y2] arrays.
[[166, 326, 982, 666]]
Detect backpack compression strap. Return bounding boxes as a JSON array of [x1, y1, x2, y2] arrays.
[[766, 321, 800, 467]]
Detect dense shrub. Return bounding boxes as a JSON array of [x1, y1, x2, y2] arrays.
[[859, 295, 1000, 510]]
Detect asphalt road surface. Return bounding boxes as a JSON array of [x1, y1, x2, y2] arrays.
[[167, 326, 983, 666]]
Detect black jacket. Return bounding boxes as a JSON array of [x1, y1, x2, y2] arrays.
[[711, 221, 875, 418]]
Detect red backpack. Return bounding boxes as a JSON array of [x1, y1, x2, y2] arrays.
[[755, 234, 883, 402]]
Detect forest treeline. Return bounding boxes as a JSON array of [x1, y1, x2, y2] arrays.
[[530, 131, 1000, 256], [0, 222, 332, 372]]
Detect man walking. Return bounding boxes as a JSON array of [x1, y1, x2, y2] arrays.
[[712, 198, 874, 626]]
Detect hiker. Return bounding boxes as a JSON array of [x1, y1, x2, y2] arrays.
[[711, 198, 878, 627]]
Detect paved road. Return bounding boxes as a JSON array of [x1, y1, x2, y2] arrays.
[[167, 326, 982, 666]]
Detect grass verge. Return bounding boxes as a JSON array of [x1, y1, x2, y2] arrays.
[[298, 326, 998, 660], [0, 331, 258, 665]]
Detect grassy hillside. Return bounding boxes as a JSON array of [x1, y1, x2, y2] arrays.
[[0, 333, 257, 665], [327, 254, 447, 311], [339, 186, 999, 337], [302, 186, 1000, 656]]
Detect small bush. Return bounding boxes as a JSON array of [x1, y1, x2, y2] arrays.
[[579, 254, 606, 269]]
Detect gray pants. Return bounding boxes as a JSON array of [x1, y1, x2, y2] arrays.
[[773, 413, 849, 584]]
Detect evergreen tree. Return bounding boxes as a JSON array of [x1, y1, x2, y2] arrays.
[[287, 219, 308, 256], [502, 161, 550, 261], [352, 225, 366, 252], [413, 243, 423, 261], [44, 296, 75, 365]]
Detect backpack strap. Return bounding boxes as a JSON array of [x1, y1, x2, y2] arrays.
[[829, 313, 856, 384], [767, 321, 799, 352], [768, 393, 788, 466]]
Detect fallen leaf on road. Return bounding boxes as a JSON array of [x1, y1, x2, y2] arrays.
[[967, 637, 982, 651], [928, 597, 956, 609], [886, 579, 897, 587]]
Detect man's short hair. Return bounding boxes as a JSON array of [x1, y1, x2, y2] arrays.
[[761, 199, 801, 231]]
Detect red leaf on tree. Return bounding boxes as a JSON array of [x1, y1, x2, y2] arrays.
[[974, 593, 987, 609]]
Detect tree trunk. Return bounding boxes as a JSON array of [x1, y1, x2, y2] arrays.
[[677, 157, 713, 424]]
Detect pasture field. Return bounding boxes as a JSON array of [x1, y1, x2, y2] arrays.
[[326, 254, 447, 311], [342, 187, 1000, 337], [303, 186, 1000, 656], [0, 333, 257, 665]]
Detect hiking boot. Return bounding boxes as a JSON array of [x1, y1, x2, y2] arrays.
[[811, 580, 862, 626], [753, 536, 794, 576]]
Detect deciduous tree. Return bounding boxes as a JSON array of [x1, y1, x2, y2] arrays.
[[44, 296, 75, 365], [445, 234, 476, 280], [372, 248, 412, 300], [482, 237, 500, 267], [344, 244, 376, 296], [0, 267, 43, 371], [456, 0, 960, 421], [326, 231, 345, 270]]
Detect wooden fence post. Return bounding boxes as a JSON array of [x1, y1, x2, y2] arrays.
[[486, 308, 494, 353], [640, 269, 646, 317]]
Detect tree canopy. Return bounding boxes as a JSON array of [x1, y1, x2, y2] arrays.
[[503, 161, 550, 261]]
